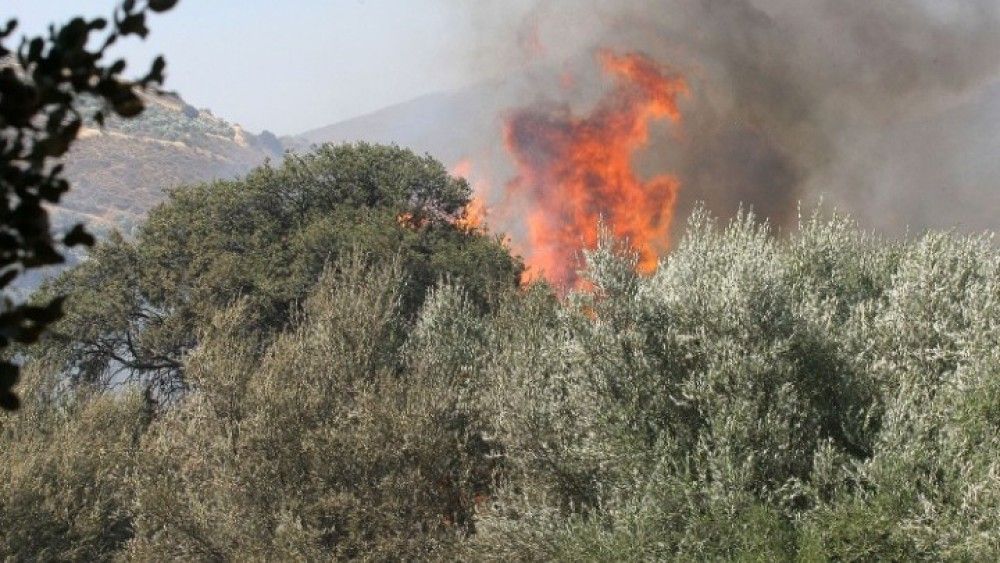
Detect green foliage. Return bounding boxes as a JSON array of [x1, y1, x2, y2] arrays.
[[0, 366, 150, 559], [463, 210, 999, 560], [33, 142, 523, 393], [0, 0, 176, 410], [6, 205, 998, 559], [127, 256, 497, 559]]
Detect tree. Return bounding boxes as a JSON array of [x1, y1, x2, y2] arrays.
[[33, 142, 523, 396], [0, 0, 178, 410], [128, 258, 499, 559]]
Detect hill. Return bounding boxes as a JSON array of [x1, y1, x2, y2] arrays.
[[9, 93, 286, 295], [53, 92, 284, 237], [298, 71, 1000, 238], [297, 82, 507, 168]]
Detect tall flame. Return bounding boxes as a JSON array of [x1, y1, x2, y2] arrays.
[[502, 50, 687, 286]]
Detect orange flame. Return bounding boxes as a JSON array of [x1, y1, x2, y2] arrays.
[[451, 159, 489, 232], [502, 50, 687, 287], [451, 158, 473, 180], [455, 195, 487, 232]]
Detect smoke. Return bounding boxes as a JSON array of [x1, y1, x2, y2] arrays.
[[451, 0, 1000, 235]]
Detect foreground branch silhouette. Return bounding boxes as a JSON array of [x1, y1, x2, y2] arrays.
[[0, 0, 177, 410]]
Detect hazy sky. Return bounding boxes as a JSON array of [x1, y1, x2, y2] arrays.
[[5, 0, 508, 135]]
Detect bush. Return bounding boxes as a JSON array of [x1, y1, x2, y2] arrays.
[[126, 255, 500, 559], [465, 209, 999, 560], [0, 367, 150, 559], [6, 205, 998, 560], [31, 142, 522, 393]]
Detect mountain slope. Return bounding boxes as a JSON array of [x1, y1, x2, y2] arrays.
[[54, 93, 283, 237], [11, 94, 284, 294], [297, 81, 509, 168]]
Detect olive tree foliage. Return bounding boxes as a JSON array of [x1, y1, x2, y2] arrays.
[[0, 365, 151, 560], [126, 255, 499, 560], [3, 206, 997, 559], [0, 0, 177, 410], [463, 209, 999, 561], [31, 142, 523, 395]]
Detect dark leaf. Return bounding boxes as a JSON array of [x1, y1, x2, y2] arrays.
[[0, 361, 18, 388], [22, 245, 64, 267], [118, 13, 148, 38], [111, 87, 144, 117], [27, 37, 44, 60], [109, 59, 127, 75], [56, 18, 90, 50], [22, 296, 66, 324], [0, 269, 18, 289], [64, 224, 95, 247], [148, 0, 179, 13], [39, 178, 70, 202], [1, 19, 16, 38], [0, 390, 19, 411], [143, 55, 166, 85]]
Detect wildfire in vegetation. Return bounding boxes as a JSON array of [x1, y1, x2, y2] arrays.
[[455, 195, 487, 232], [452, 50, 687, 288], [450, 159, 488, 232], [502, 50, 687, 286]]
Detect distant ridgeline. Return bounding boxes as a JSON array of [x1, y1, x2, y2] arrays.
[[12, 93, 290, 295], [56, 91, 286, 238]]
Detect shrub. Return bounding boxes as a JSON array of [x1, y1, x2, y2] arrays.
[[466, 209, 999, 560], [7, 205, 998, 560], [31, 142, 521, 393], [126, 255, 500, 559], [0, 367, 150, 559]]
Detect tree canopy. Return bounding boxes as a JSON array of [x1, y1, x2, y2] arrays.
[[32, 142, 523, 395]]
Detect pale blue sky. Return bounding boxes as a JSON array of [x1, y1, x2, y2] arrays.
[[4, 1, 519, 135]]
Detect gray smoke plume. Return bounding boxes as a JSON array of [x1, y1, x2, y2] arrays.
[[450, 0, 1000, 235]]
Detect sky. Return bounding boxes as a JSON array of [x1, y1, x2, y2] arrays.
[[5, 0, 504, 135]]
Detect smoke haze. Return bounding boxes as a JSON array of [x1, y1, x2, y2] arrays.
[[448, 0, 1000, 235]]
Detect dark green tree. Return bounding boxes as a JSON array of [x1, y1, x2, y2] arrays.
[[0, 0, 178, 410], [35, 142, 522, 395]]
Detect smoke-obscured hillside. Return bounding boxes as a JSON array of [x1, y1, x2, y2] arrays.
[[302, 75, 1000, 238], [302, 0, 1000, 239], [297, 81, 516, 181]]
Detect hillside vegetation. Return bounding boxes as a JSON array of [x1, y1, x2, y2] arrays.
[[3, 144, 999, 560], [55, 93, 283, 237]]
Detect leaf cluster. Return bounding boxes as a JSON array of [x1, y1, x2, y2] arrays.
[[30, 142, 522, 396]]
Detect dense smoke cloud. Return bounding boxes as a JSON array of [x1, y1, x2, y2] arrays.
[[453, 0, 1000, 235]]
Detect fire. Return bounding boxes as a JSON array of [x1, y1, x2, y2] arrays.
[[455, 195, 487, 232], [451, 158, 473, 180], [503, 50, 687, 287], [451, 159, 489, 232]]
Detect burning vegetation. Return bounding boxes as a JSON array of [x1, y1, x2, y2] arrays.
[[456, 50, 688, 287]]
